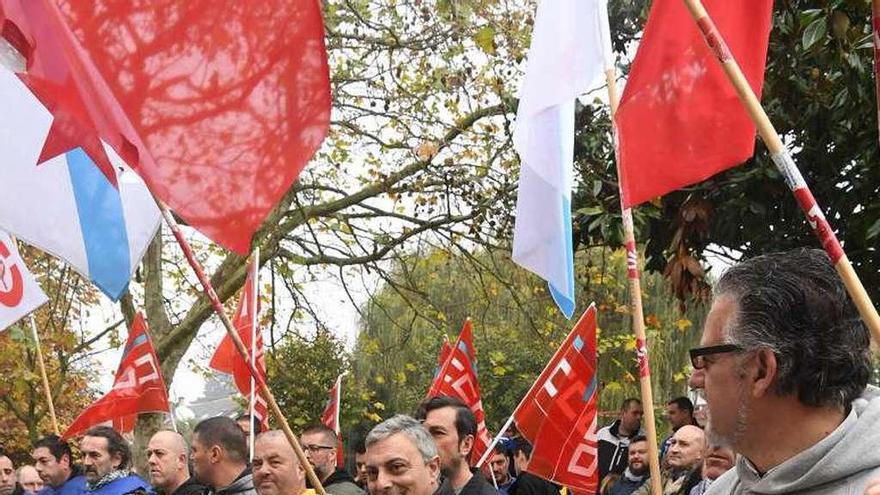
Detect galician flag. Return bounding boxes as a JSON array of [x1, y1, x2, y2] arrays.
[[512, 0, 613, 319]]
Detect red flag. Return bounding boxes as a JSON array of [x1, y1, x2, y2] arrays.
[[432, 337, 452, 377], [210, 258, 268, 431], [63, 313, 170, 439], [1, 0, 331, 253], [512, 305, 599, 494], [615, 0, 773, 208], [427, 320, 492, 467], [321, 374, 345, 466]]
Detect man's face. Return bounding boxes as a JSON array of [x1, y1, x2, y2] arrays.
[[31, 447, 67, 488], [80, 436, 121, 483], [702, 445, 735, 481], [189, 434, 212, 486], [0, 457, 15, 495], [620, 403, 644, 433], [688, 296, 750, 449], [666, 426, 704, 471], [366, 433, 440, 495], [626, 441, 648, 476], [665, 404, 691, 430], [300, 432, 336, 481], [147, 432, 187, 491], [355, 452, 368, 485], [422, 407, 470, 475], [488, 453, 509, 484], [511, 451, 528, 476], [19, 466, 44, 494], [237, 420, 251, 438], [253, 435, 305, 495]]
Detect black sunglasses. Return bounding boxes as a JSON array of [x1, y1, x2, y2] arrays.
[[689, 344, 744, 370]]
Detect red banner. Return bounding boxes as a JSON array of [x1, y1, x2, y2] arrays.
[[210, 258, 268, 430], [427, 320, 492, 467], [513, 305, 599, 493], [321, 374, 345, 466], [615, 0, 773, 208], [63, 313, 170, 438]]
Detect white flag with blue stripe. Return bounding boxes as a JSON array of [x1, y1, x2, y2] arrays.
[[0, 67, 160, 300], [512, 0, 614, 318]]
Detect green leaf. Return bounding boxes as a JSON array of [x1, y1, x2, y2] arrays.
[[474, 26, 496, 55], [802, 17, 827, 50]]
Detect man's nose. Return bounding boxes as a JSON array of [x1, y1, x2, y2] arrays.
[[689, 369, 705, 388]]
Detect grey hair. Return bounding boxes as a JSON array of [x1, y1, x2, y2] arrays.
[[366, 415, 437, 463], [714, 248, 870, 409]]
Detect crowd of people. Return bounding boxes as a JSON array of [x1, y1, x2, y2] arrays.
[[0, 249, 878, 495]]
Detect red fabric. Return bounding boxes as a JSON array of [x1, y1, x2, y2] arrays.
[[210, 259, 269, 430], [1, 0, 331, 253], [63, 313, 170, 439], [426, 320, 492, 468], [615, 0, 773, 208], [321, 374, 345, 466], [512, 305, 599, 494]]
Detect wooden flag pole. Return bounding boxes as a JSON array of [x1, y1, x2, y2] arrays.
[[156, 203, 327, 495], [606, 70, 663, 495], [248, 247, 260, 463], [29, 315, 60, 435], [683, 0, 880, 346]]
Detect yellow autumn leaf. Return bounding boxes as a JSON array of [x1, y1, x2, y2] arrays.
[[676, 318, 693, 331]]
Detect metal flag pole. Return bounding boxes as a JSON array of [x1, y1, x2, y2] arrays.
[[683, 0, 880, 345], [606, 69, 663, 495], [29, 315, 60, 435], [156, 202, 327, 495]]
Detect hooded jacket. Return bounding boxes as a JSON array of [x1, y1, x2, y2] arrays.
[[597, 420, 641, 483], [707, 386, 880, 494], [322, 469, 364, 495]]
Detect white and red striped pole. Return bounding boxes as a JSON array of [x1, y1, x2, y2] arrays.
[[683, 0, 880, 345]]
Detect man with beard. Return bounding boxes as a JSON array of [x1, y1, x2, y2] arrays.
[[253, 431, 313, 495], [190, 417, 254, 495], [364, 415, 444, 495], [18, 466, 44, 495], [415, 397, 495, 495], [632, 426, 703, 495], [597, 399, 643, 484], [688, 249, 880, 494], [146, 431, 205, 495], [300, 425, 362, 495], [79, 426, 151, 495], [487, 445, 515, 495], [31, 435, 86, 495], [606, 436, 649, 495]]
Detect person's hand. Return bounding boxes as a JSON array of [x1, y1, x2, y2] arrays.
[[864, 478, 880, 495]]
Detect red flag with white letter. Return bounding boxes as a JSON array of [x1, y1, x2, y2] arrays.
[[512, 304, 599, 493], [427, 320, 492, 467], [321, 374, 345, 466], [0, 231, 48, 332], [63, 312, 170, 438], [615, 0, 773, 207], [210, 258, 268, 431]]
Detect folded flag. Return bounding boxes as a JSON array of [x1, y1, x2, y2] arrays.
[[321, 374, 346, 466], [512, 0, 614, 319], [0, 231, 49, 332]]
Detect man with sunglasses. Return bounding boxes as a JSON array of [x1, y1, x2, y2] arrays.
[[300, 425, 363, 495], [688, 248, 880, 494]]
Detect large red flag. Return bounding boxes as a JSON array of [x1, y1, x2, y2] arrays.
[[512, 305, 599, 494], [0, 0, 331, 253], [321, 374, 345, 466], [210, 258, 268, 431], [63, 313, 170, 439], [427, 320, 492, 467], [615, 0, 773, 208]]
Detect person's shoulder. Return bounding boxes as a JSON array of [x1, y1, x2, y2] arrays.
[[459, 473, 496, 495], [324, 480, 364, 495], [118, 475, 154, 495], [172, 478, 208, 495], [704, 469, 739, 495]]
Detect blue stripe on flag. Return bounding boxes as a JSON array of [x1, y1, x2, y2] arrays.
[[66, 148, 131, 299], [583, 376, 597, 402], [548, 196, 575, 318], [121, 333, 148, 359]]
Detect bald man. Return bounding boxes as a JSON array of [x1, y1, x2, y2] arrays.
[[253, 431, 311, 495], [633, 425, 705, 495], [17, 466, 43, 495], [146, 431, 206, 495]]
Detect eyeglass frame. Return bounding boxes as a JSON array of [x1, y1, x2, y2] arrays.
[[689, 344, 744, 370], [302, 444, 336, 453]]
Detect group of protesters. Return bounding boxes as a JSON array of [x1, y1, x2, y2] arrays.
[[1, 248, 880, 495]]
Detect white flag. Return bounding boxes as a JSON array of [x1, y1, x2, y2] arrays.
[[512, 0, 613, 318], [0, 231, 49, 332]]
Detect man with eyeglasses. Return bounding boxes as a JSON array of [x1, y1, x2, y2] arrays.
[[300, 425, 363, 495], [687, 248, 880, 494]]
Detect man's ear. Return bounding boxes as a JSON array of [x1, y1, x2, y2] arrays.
[[750, 348, 777, 398], [111, 451, 124, 471], [458, 434, 475, 458], [209, 445, 223, 464], [426, 455, 441, 480]]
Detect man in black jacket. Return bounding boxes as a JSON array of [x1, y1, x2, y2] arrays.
[[508, 441, 558, 495], [300, 425, 363, 495], [146, 431, 205, 495], [596, 399, 643, 484]]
